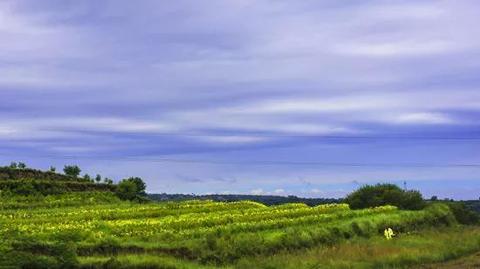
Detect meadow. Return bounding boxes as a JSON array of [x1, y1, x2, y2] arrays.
[[1, 191, 479, 268]]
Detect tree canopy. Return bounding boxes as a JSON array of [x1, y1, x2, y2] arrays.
[[115, 177, 147, 201], [63, 165, 81, 178], [344, 183, 425, 210]]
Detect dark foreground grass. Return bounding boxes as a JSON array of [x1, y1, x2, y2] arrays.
[[416, 251, 480, 269]]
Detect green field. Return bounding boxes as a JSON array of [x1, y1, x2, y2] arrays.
[[1, 191, 479, 268]]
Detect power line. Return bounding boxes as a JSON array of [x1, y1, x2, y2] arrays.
[[93, 131, 480, 140], [8, 154, 480, 168], [88, 133, 480, 140], [2, 132, 480, 140], [106, 158, 480, 168], [175, 134, 480, 140]]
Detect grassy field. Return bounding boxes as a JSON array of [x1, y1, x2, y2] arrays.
[[0, 192, 479, 268], [417, 250, 480, 269]]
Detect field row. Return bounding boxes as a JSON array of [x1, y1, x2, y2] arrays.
[[0, 194, 459, 267]]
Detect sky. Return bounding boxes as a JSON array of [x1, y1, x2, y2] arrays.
[[1, 0, 480, 199]]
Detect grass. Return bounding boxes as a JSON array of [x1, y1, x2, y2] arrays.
[[74, 226, 480, 268], [1, 192, 479, 268], [417, 251, 480, 268], [78, 255, 223, 269], [234, 226, 480, 269]]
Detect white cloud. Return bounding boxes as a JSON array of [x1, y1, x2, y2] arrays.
[[250, 188, 264, 195], [365, 3, 445, 20], [49, 146, 96, 153], [273, 188, 285, 194], [334, 41, 456, 57], [388, 112, 456, 125], [0, 126, 17, 136], [193, 136, 268, 144]]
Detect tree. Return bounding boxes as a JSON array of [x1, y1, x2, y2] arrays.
[[104, 178, 113, 185], [116, 180, 138, 200], [63, 165, 81, 178], [123, 177, 146, 195], [115, 177, 147, 200], [83, 174, 91, 182], [18, 162, 26, 169], [49, 166, 56, 172], [95, 174, 102, 183], [9, 162, 17, 169], [431, 195, 438, 201], [344, 183, 425, 210]]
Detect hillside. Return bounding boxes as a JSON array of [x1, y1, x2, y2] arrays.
[[1, 191, 480, 268], [0, 166, 115, 195]]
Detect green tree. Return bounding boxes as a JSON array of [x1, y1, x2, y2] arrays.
[[115, 177, 147, 200], [95, 174, 102, 183], [9, 162, 17, 169], [49, 166, 56, 172], [63, 165, 81, 178], [123, 177, 146, 195], [83, 174, 92, 182], [17, 162, 26, 169], [116, 180, 138, 200], [344, 183, 425, 210]]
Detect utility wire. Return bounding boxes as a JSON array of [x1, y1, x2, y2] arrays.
[[115, 157, 480, 168], [149, 133, 480, 140], [2, 132, 480, 140], [92, 133, 480, 140], [7, 154, 480, 168], [80, 133, 480, 140]]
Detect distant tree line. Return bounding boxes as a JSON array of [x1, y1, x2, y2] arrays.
[[148, 193, 341, 206]]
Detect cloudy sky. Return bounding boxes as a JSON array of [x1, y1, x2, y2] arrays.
[[1, 0, 480, 199]]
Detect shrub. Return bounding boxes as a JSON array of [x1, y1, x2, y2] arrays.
[[444, 201, 480, 225], [5, 238, 78, 269], [345, 183, 426, 210], [63, 165, 81, 178], [13, 182, 37, 196]]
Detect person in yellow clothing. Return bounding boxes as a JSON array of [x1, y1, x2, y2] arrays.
[[384, 228, 395, 240]]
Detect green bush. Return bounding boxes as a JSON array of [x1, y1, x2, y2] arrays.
[[344, 183, 425, 210], [444, 201, 480, 225], [3, 238, 79, 269]]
